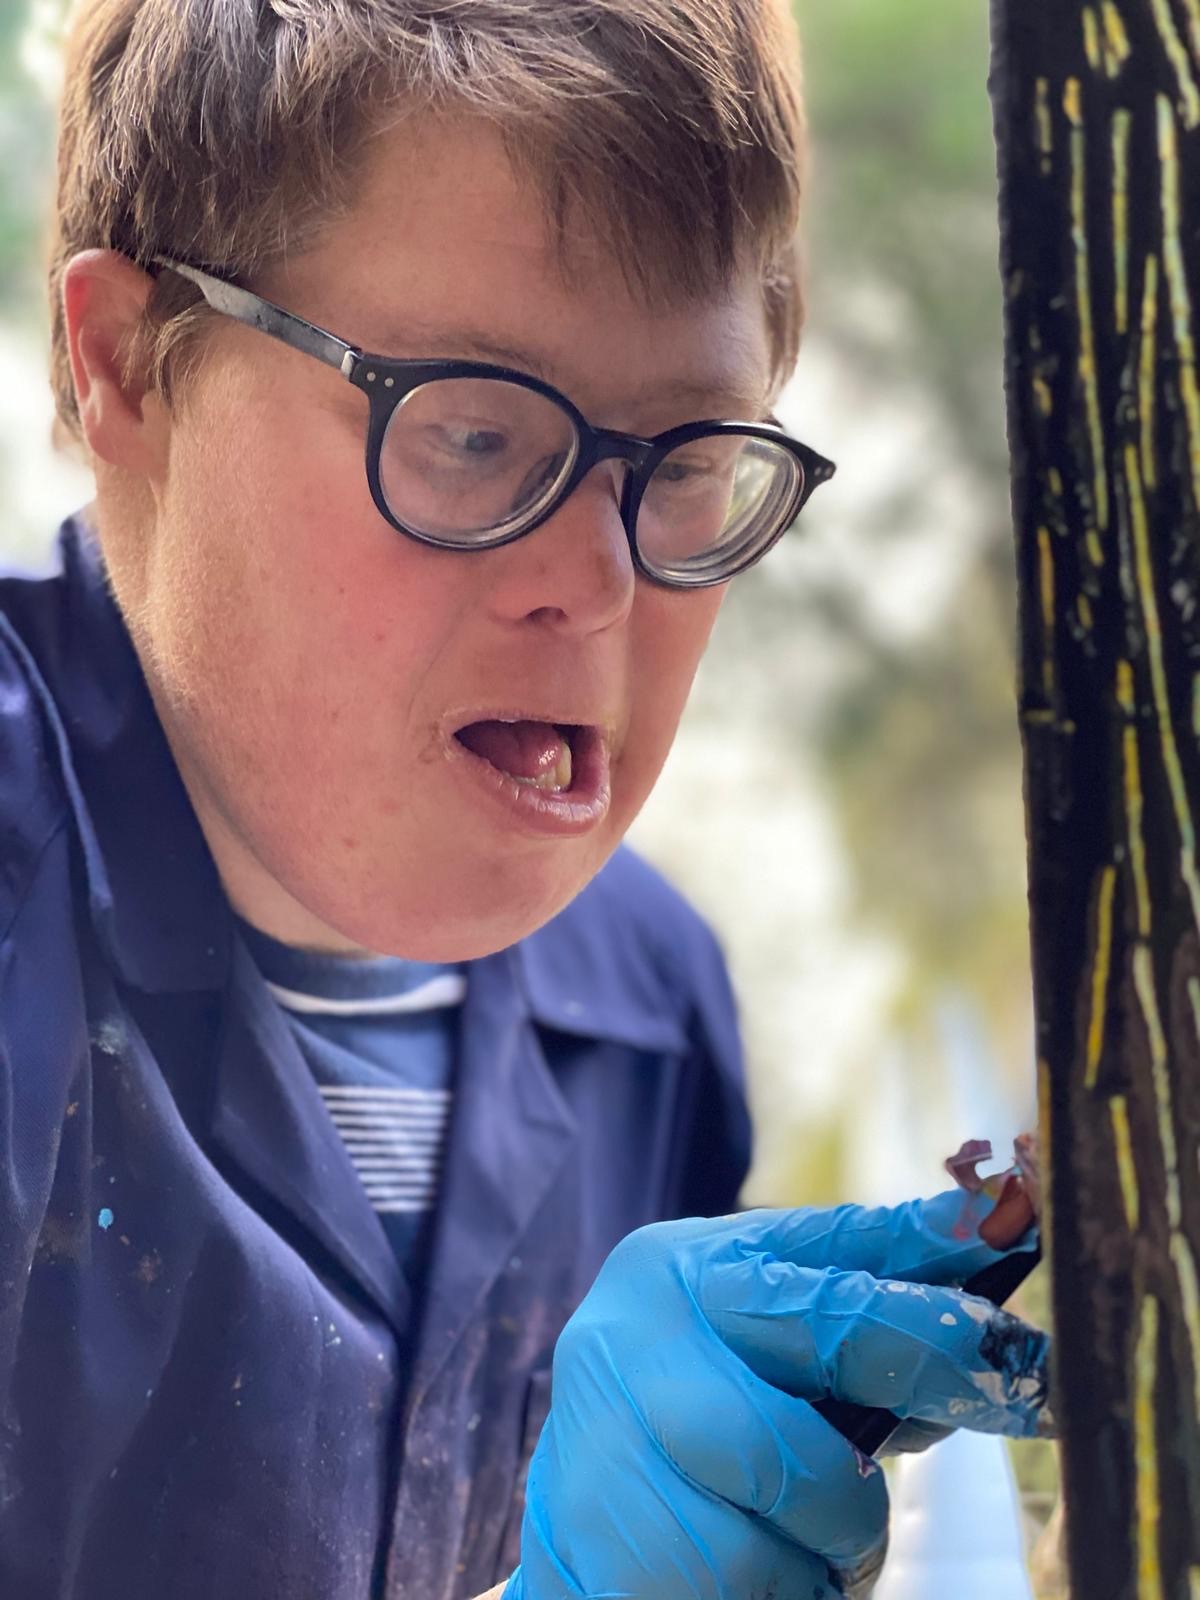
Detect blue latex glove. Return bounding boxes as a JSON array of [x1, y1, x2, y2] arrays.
[[504, 1190, 1048, 1600]]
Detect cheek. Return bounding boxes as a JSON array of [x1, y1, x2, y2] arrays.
[[619, 588, 723, 784], [178, 389, 366, 596], [147, 396, 459, 753]]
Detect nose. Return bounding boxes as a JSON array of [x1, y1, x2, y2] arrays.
[[484, 461, 637, 635]]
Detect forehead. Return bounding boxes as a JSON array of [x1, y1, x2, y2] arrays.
[[266, 116, 772, 418]]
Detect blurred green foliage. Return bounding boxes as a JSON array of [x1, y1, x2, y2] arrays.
[[796, 0, 1009, 478], [0, 4, 56, 316], [752, 1, 1031, 1051]]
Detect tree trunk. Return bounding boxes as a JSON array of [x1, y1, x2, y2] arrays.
[[989, 4, 1200, 1595]]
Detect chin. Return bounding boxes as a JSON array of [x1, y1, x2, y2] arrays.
[[306, 838, 614, 963]]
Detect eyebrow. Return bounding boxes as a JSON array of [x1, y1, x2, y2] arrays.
[[359, 321, 770, 418]]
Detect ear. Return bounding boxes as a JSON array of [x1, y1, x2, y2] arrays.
[[62, 250, 168, 476]]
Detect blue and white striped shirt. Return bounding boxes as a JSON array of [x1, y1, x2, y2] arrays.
[[236, 919, 465, 1279]]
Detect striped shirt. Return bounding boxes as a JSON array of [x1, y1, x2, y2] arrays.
[[236, 919, 465, 1279]]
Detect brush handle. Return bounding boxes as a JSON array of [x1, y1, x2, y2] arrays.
[[812, 1245, 1044, 1458]]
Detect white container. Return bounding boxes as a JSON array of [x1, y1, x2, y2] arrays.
[[873, 1427, 1033, 1600]]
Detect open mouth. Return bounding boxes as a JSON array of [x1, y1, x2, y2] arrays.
[[453, 718, 586, 795]]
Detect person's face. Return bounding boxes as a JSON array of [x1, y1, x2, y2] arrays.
[[118, 120, 773, 958]]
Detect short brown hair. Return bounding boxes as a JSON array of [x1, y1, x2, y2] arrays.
[[49, 0, 807, 438]]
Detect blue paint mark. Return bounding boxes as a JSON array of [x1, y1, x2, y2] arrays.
[[98, 1208, 114, 1231], [979, 1308, 1050, 1414]]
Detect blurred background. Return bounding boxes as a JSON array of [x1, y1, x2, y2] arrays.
[[0, 0, 1061, 1587]]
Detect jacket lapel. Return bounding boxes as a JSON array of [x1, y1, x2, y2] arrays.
[[405, 946, 577, 1408], [208, 940, 411, 1334]]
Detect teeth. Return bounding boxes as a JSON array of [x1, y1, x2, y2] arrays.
[[514, 739, 573, 793]]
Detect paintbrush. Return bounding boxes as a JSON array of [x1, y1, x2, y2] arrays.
[[814, 1133, 1044, 1459]]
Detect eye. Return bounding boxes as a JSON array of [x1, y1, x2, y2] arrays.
[[431, 424, 509, 458], [658, 460, 699, 483], [654, 453, 739, 495], [655, 455, 713, 485]]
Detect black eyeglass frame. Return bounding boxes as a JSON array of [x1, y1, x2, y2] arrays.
[[152, 256, 837, 589]]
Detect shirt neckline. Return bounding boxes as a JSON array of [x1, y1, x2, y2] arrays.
[[234, 914, 464, 1008]]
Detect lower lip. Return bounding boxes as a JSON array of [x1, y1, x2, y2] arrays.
[[445, 725, 612, 837]]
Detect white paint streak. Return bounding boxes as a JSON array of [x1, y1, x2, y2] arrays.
[[969, 1369, 1045, 1409], [958, 1298, 993, 1325], [947, 1398, 980, 1417], [91, 1019, 126, 1058]]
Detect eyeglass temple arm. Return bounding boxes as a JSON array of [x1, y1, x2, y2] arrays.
[[151, 257, 360, 378]]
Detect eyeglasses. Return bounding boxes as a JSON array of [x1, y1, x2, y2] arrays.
[[152, 257, 836, 590]]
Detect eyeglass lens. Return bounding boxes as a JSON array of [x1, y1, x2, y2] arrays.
[[378, 377, 805, 573], [380, 379, 578, 543], [636, 435, 803, 582]]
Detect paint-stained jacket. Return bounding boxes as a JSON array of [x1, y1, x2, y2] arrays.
[[0, 522, 751, 1600]]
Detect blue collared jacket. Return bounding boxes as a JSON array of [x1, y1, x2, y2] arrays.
[[0, 521, 751, 1600]]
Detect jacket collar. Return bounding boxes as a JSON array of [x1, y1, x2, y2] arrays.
[[515, 886, 688, 1056], [2, 517, 686, 1053], [209, 937, 413, 1332], [1, 518, 231, 993], [406, 945, 578, 1400]]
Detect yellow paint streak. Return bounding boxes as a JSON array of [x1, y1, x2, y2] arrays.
[[1169, 1233, 1200, 1429], [1150, 0, 1200, 128], [1037, 527, 1056, 699], [1085, 866, 1118, 1087], [1134, 945, 1183, 1233], [1049, 467, 1064, 497], [1113, 111, 1132, 333], [1102, 2, 1132, 72], [1084, 7, 1103, 70], [1140, 255, 1160, 491], [1118, 657, 1136, 713], [1035, 78, 1053, 171], [1033, 374, 1053, 417], [1134, 1294, 1163, 1599], [1177, 977, 1200, 1439], [1118, 659, 1152, 937], [1110, 1094, 1140, 1227], [1066, 80, 1110, 533], [1158, 98, 1200, 513], [1191, 1568, 1200, 1600], [1087, 528, 1105, 567], [1127, 442, 1200, 938], [1037, 1059, 1053, 1275], [1181, 0, 1200, 69], [1079, 593, 1095, 630], [1125, 723, 1150, 934]]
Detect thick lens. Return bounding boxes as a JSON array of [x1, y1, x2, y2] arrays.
[[379, 378, 577, 543], [636, 433, 804, 581]]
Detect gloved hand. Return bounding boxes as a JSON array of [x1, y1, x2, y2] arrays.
[[504, 1190, 1048, 1600]]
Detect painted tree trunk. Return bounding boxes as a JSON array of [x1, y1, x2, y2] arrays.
[[990, 3, 1200, 1594]]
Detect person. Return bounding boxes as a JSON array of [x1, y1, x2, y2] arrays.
[[0, 2, 1048, 1597]]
